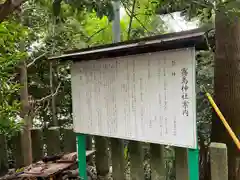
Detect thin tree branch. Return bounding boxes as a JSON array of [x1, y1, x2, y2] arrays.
[[30, 104, 41, 117], [121, 1, 154, 35], [86, 26, 109, 42], [204, 28, 214, 52], [127, 0, 137, 40], [31, 99, 49, 118], [30, 98, 49, 119], [9, 73, 18, 81], [27, 52, 47, 68], [9, 52, 45, 80], [36, 82, 61, 103], [44, 100, 50, 111]]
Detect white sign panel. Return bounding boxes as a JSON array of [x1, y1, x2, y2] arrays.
[[71, 48, 196, 148]]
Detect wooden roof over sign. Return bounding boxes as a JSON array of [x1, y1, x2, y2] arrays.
[[49, 28, 210, 62]]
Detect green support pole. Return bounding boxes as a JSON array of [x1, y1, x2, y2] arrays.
[[188, 148, 199, 180], [77, 134, 87, 180]]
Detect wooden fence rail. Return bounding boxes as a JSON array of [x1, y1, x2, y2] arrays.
[[0, 129, 228, 180]]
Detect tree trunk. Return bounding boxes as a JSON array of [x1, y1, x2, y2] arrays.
[[19, 59, 32, 166], [50, 61, 58, 126], [0, 0, 25, 22], [211, 8, 240, 180]]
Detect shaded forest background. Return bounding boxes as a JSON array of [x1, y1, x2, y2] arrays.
[[1, 0, 240, 179]]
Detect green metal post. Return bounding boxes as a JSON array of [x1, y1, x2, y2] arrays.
[[188, 148, 199, 180], [77, 134, 87, 180]]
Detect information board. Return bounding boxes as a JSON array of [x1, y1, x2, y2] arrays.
[[71, 48, 197, 148]]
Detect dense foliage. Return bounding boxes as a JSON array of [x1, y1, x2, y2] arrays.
[[0, 21, 28, 134], [0, 0, 214, 145], [0, 0, 217, 179], [20, 0, 168, 128]]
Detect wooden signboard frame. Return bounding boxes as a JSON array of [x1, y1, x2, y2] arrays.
[[49, 28, 208, 180]]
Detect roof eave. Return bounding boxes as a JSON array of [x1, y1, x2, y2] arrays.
[[49, 28, 210, 62]]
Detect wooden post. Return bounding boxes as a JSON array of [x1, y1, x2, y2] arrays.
[[77, 134, 87, 180], [209, 143, 228, 180], [46, 127, 61, 155], [95, 136, 109, 178], [150, 144, 165, 180], [62, 128, 76, 153], [175, 147, 189, 180], [0, 134, 8, 176], [129, 140, 144, 180], [11, 132, 24, 168], [31, 128, 43, 162], [110, 138, 125, 180]]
